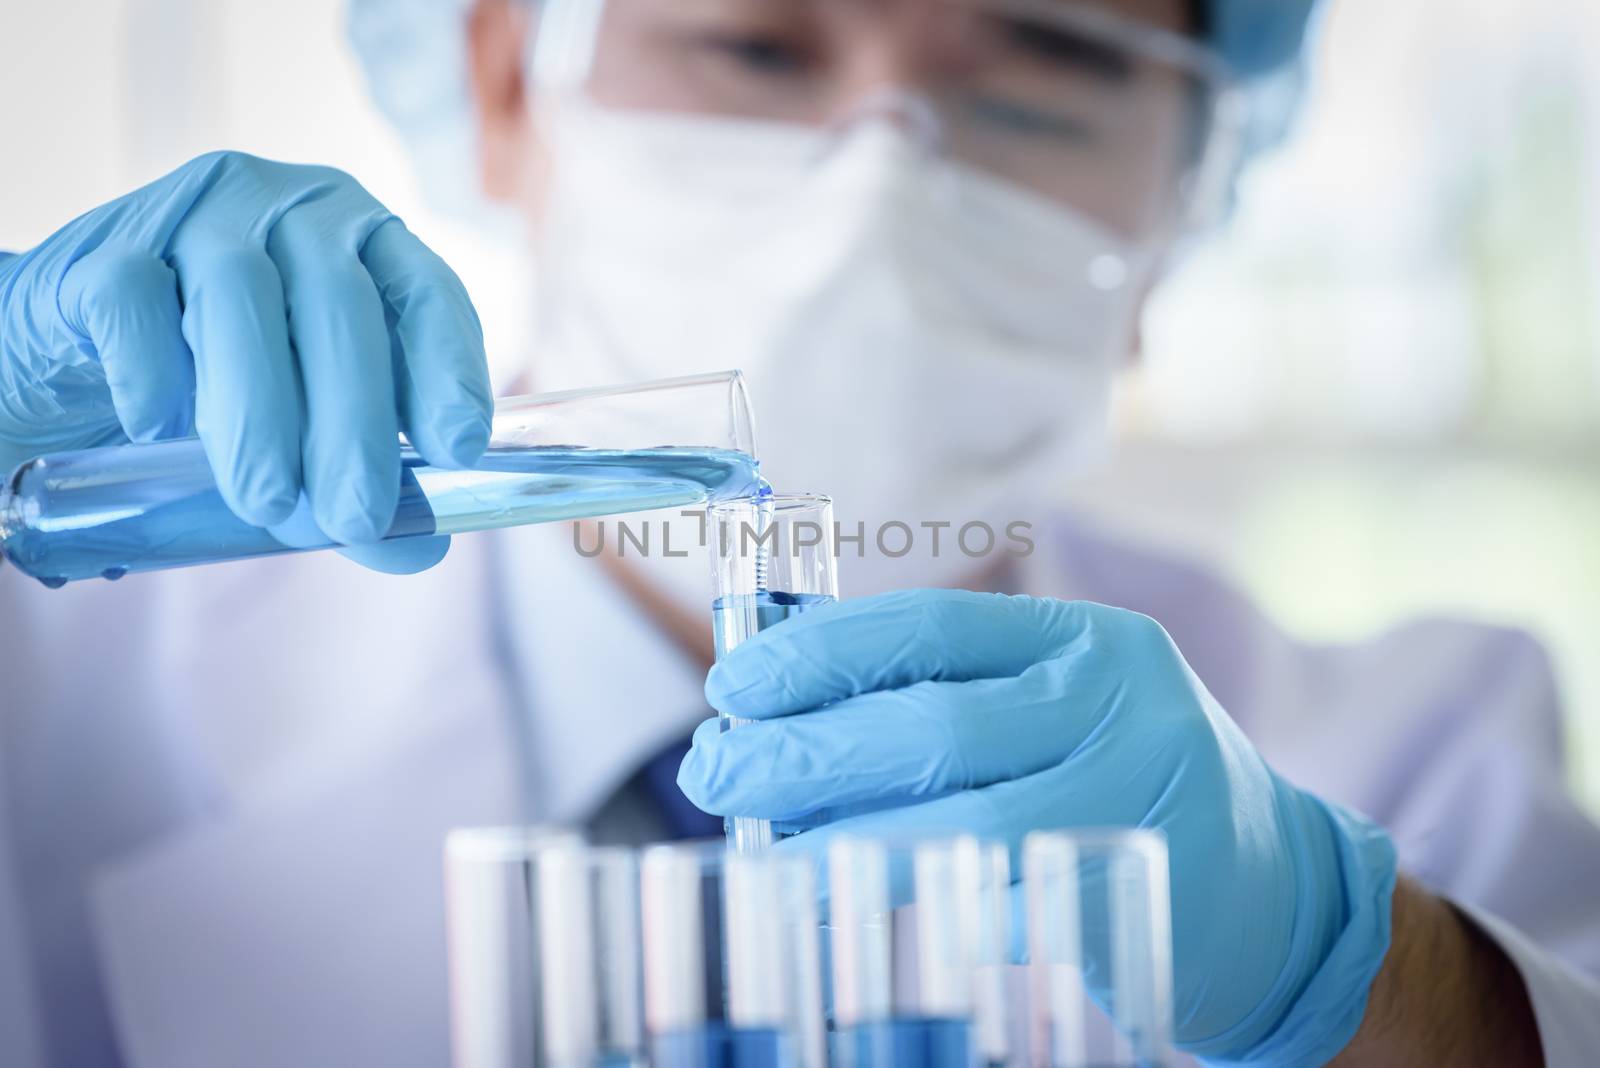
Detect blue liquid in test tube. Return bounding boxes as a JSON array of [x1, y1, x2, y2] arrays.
[[708, 494, 839, 852], [832, 1017, 976, 1068], [650, 1022, 789, 1068]]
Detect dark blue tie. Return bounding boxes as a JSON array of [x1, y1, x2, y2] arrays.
[[638, 734, 724, 840]]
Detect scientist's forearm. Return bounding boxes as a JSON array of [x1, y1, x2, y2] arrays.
[[1330, 876, 1542, 1065]]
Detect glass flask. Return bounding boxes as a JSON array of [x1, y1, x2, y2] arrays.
[[1, 370, 759, 586]]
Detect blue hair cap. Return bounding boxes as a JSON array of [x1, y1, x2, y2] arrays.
[[1204, 0, 1321, 78]]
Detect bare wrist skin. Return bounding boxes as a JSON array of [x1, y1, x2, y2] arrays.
[[1330, 876, 1543, 1066]]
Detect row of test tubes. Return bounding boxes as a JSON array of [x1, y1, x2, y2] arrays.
[[444, 830, 1172, 1068]]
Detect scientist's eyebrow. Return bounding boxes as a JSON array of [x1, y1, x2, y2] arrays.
[[991, 15, 1135, 82]]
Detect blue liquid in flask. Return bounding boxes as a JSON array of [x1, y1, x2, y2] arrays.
[[0, 439, 763, 587]]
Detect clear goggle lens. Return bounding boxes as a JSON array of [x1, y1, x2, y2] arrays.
[[531, 0, 1246, 238]]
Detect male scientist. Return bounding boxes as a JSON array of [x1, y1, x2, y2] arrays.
[[1, 0, 1597, 1065]]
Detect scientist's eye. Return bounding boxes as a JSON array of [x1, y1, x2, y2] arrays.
[[698, 32, 813, 77], [994, 17, 1132, 84]]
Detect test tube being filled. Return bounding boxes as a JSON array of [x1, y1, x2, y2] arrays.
[[1, 370, 760, 586], [444, 829, 644, 1068], [826, 836, 1015, 1068], [639, 842, 827, 1068], [708, 494, 839, 852], [1024, 830, 1173, 1068]]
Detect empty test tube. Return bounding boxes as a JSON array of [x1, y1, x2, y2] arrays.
[[444, 829, 644, 1068]]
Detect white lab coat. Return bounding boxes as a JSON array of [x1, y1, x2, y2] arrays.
[[1, 511, 1597, 1067]]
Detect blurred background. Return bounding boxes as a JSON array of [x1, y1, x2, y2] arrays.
[[2, 0, 1598, 812]]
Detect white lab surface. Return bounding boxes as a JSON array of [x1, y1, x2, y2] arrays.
[[1, 513, 1598, 1067]]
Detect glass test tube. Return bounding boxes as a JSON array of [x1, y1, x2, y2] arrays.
[[639, 842, 827, 1068], [708, 494, 839, 852], [1, 370, 760, 586], [1024, 830, 1173, 1068], [826, 836, 1014, 1068], [444, 829, 644, 1068]]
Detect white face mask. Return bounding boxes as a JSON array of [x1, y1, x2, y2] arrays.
[[530, 101, 1156, 597]]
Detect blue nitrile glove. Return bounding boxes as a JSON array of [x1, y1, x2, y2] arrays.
[[0, 151, 492, 573], [681, 591, 1398, 1066]]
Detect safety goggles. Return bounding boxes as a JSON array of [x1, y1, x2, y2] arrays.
[[530, 0, 1247, 240]]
